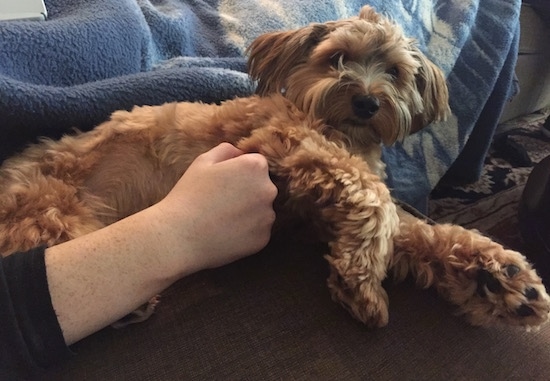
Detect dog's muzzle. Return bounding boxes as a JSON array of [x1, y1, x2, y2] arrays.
[[352, 95, 379, 119]]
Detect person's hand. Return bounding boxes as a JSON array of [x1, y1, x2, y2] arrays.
[[154, 143, 278, 272]]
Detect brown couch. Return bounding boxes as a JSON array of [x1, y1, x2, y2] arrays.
[[42, 233, 550, 380]]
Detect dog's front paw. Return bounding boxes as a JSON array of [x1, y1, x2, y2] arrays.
[[327, 267, 389, 328], [447, 247, 550, 330]]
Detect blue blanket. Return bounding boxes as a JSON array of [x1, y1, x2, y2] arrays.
[[0, 0, 521, 211]]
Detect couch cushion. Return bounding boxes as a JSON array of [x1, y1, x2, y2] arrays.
[[42, 236, 550, 380]]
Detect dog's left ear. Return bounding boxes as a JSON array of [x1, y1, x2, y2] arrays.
[[410, 47, 451, 133], [247, 24, 330, 95]]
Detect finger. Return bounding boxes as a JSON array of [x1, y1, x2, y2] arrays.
[[200, 142, 244, 164]]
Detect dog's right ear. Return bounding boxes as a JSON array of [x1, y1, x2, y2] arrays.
[[358, 5, 382, 23], [247, 24, 329, 95]]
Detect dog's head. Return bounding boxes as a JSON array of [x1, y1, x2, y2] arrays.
[[247, 6, 450, 148]]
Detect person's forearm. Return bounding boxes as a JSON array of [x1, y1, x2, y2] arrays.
[[45, 205, 191, 345], [43, 144, 276, 346]]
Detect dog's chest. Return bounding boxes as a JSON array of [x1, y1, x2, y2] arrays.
[[353, 144, 387, 180]]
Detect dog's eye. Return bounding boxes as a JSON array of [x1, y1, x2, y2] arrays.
[[330, 53, 345, 68], [386, 66, 399, 79]]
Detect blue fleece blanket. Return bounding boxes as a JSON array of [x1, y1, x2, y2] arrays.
[[0, 0, 521, 211]]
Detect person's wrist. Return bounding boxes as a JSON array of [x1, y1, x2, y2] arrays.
[[144, 200, 205, 280]]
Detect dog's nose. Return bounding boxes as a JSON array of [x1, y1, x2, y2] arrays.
[[352, 95, 380, 119]]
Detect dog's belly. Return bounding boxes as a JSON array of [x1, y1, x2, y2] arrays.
[[81, 142, 187, 225]]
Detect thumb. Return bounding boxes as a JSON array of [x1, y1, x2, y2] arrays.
[[200, 143, 244, 164]]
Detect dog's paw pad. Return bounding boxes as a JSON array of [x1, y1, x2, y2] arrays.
[[469, 257, 550, 328], [525, 287, 539, 300], [476, 269, 502, 296], [516, 304, 535, 317], [504, 264, 520, 278]]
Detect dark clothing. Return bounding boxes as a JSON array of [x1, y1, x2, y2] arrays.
[[0, 247, 70, 379]]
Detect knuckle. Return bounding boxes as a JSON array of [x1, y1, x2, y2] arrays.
[[268, 182, 278, 199], [266, 209, 277, 226], [255, 215, 275, 250], [195, 151, 209, 162], [258, 231, 272, 249], [246, 153, 269, 170], [261, 184, 278, 205]]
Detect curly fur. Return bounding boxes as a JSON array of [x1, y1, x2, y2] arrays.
[[1, 6, 548, 329]]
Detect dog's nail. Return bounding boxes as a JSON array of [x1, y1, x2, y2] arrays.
[[525, 287, 539, 301], [476, 269, 502, 297], [504, 265, 520, 278], [516, 304, 535, 317]]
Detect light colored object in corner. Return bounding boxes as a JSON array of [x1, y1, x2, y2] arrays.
[[0, 0, 47, 21]]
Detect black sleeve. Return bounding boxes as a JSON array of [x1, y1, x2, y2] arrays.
[[0, 246, 71, 379]]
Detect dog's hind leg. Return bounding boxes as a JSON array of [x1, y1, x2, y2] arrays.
[[0, 174, 108, 256], [238, 125, 400, 328], [391, 208, 550, 329]]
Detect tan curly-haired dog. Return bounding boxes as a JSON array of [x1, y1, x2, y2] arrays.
[[1, 6, 548, 329]]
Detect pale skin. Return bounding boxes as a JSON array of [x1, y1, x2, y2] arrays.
[[45, 143, 278, 345]]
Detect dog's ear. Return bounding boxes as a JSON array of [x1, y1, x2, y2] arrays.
[[247, 24, 329, 95], [410, 47, 451, 133], [358, 5, 382, 23]]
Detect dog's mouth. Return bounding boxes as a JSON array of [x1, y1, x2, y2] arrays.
[[341, 118, 371, 129], [335, 117, 401, 147], [330, 119, 383, 146]]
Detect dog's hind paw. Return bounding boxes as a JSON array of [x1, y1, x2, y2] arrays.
[[446, 247, 550, 330], [111, 295, 161, 329]]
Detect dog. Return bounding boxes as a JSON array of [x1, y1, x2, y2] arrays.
[[1, 6, 549, 329]]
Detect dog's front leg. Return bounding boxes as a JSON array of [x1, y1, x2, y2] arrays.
[[238, 126, 399, 328], [391, 207, 550, 329]]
